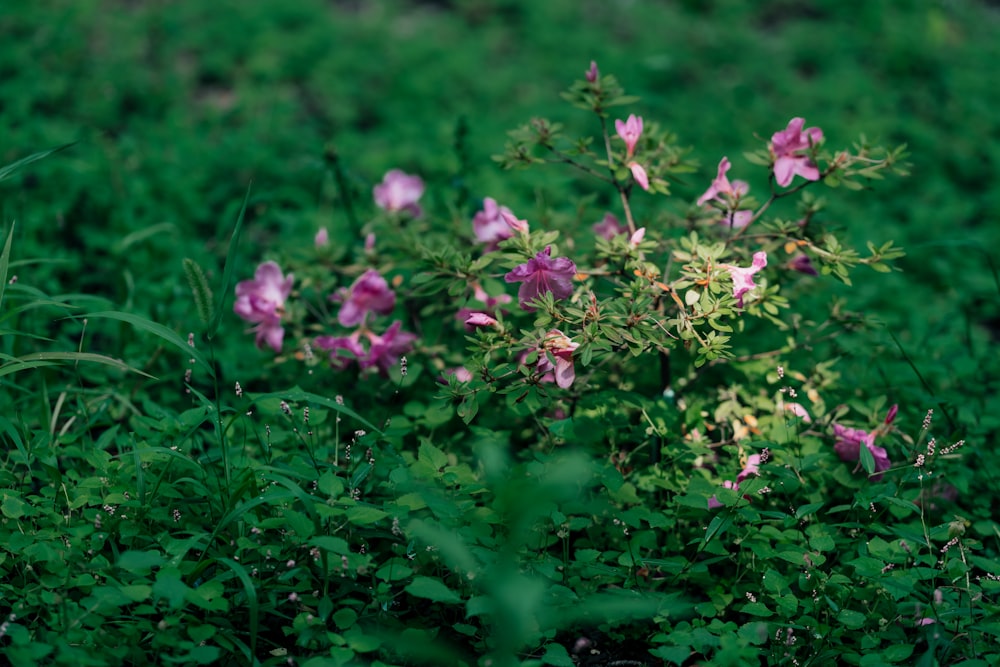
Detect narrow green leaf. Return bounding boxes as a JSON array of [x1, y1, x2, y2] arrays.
[[208, 183, 252, 339], [0, 221, 14, 312], [0, 351, 153, 379], [216, 557, 260, 662], [859, 440, 875, 475], [0, 142, 75, 182], [83, 311, 209, 370]]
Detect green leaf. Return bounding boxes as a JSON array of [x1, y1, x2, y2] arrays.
[[117, 550, 165, 575], [345, 505, 388, 525], [208, 182, 251, 339], [0, 351, 153, 380], [859, 440, 875, 475], [542, 642, 574, 667], [332, 607, 358, 630], [405, 576, 463, 604], [837, 609, 868, 629]]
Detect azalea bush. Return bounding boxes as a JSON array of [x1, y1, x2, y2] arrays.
[[2, 52, 998, 667]]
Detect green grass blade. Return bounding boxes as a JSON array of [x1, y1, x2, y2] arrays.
[[83, 310, 210, 371], [0, 142, 75, 182], [208, 183, 252, 340], [0, 221, 14, 312], [0, 351, 154, 379], [215, 557, 261, 666]]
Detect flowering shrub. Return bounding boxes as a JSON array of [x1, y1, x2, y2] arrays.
[[3, 60, 996, 667]]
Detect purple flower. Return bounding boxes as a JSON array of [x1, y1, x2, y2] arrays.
[[504, 246, 577, 311], [315, 321, 417, 376], [832, 423, 891, 480], [789, 254, 818, 276], [884, 404, 899, 425], [472, 197, 515, 251], [455, 283, 512, 331], [373, 169, 424, 217], [500, 209, 530, 234], [592, 212, 627, 241], [615, 114, 643, 158], [362, 321, 418, 375], [725, 251, 767, 308], [465, 312, 498, 329], [770, 118, 824, 187], [313, 331, 366, 369], [333, 269, 396, 328], [585, 61, 599, 83], [234, 261, 294, 352]]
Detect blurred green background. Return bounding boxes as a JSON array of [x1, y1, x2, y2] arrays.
[[1, 0, 998, 437]]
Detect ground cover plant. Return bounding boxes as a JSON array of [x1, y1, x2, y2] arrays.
[[2, 1, 999, 666]]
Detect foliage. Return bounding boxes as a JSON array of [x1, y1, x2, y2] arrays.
[[2, 2, 999, 666]]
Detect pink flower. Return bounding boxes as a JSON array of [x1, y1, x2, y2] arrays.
[[592, 212, 627, 240], [697, 157, 748, 206], [504, 246, 577, 311], [315, 321, 417, 375], [315, 228, 329, 248], [783, 402, 813, 422], [770, 118, 824, 187], [234, 261, 294, 352], [628, 227, 646, 248], [500, 209, 530, 235], [708, 479, 739, 509], [455, 283, 512, 331], [628, 162, 649, 191], [698, 157, 753, 229], [472, 197, 515, 251], [333, 269, 396, 327], [832, 423, 891, 480], [585, 61, 599, 83], [725, 251, 767, 308], [440, 366, 473, 383], [362, 321, 418, 374], [538, 329, 580, 389], [373, 169, 424, 217], [737, 454, 761, 484], [615, 114, 643, 158], [465, 312, 498, 329], [708, 454, 762, 508], [364, 233, 377, 254]]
